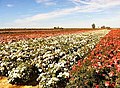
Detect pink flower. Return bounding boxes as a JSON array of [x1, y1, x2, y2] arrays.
[[102, 74, 105, 77], [71, 77, 74, 81], [114, 59, 118, 65], [109, 71, 114, 77], [116, 65, 120, 72], [105, 81, 110, 87]]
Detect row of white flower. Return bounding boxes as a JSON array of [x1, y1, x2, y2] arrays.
[[0, 30, 110, 87]]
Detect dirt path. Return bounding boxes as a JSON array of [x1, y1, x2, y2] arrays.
[[0, 77, 39, 88]]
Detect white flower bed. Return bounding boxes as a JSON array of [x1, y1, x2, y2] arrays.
[[0, 30, 110, 87]]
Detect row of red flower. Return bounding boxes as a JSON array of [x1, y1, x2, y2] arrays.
[[89, 30, 120, 87], [68, 30, 120, 88]]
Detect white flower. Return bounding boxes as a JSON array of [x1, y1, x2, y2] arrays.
[[38, 69, 42, 73], [57, 72, 63, 78], [59, 52, 65, 56], [5, 45, 9, 49], [42, 63, 46, 67], [63, 72, 69, 78], [39, 73, 46, 78], [12, 73, 21, 78], [49, 64, 54, 68], [41, 77, 46, 81], [0, 63, 4, 67], [35, 63, 40, 67], [64, 68, 68, 71], [17, 58, 23, 61], [46, 79, 52, 86], [15, 69, 19, 73], [52, 77, 59, 81], [55, 49, 61, 53], [57, 62, 64, 67]]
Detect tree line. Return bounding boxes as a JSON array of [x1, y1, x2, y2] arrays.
[[92, 23, 111, 29]]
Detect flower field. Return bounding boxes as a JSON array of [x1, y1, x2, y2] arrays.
[[0, 29, 120, 88]]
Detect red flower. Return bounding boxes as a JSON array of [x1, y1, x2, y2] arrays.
[[110, 82, 115, 88], [72, 65, 76, 71], [77, 60, 81, 66]]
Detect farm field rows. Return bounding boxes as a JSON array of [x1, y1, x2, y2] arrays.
[[0, 29, 120, 88]]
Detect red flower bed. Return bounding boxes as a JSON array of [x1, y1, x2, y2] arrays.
[[89, 30, 120, 87], [90, 30, 120, 67], [68, 30, 120, 88]]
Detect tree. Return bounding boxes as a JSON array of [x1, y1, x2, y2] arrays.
[[101, 26, 105, 29], [106, 27, 110, 29], [92, 23, 95, 29]]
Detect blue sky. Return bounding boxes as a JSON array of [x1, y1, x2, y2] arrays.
[[0, 0, 120, 28]]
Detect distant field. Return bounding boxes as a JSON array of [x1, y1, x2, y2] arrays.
[[0, 28, 98, 33], [0, 28, 97, 43]]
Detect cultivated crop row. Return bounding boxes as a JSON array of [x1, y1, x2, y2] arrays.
[[68, 30, 120, 88], [0, 30, 110, 88]]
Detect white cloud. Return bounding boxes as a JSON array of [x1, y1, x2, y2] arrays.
[[36, 0, 49, 3], [72, 0, 120, 4], [8, 0, 120, 27], [72, 0, 120, 7], [3, 14, 120, 28], [15, 0, 120, 23], [15, 7, 80, 23], [6, 4, 14, 7], [35, 0, 56, 5]]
